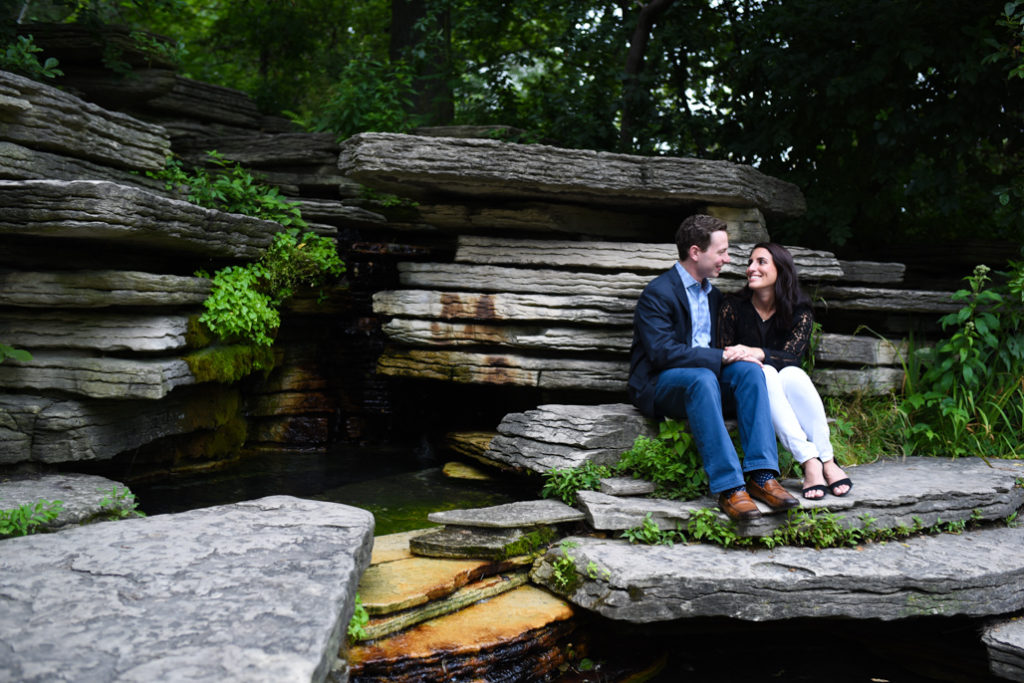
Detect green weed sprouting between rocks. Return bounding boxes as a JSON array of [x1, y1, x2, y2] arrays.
[[150, 152, 345, 348], [347, 593, 370, 643], [0, 499, 63, 538], [619, 506, 996, 551]]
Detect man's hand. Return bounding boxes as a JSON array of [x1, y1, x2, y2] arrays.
[[722, 344, 764, 366]]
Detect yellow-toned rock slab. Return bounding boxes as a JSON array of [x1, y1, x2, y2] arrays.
[[350, 585, 573, 666], [359, 556, 500, 615], [441, 460, 494, 481], [363, 572, 528, 641], [369, 529, 436, 565]]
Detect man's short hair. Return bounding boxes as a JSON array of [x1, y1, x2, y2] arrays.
[[675, 214, 728, 260]]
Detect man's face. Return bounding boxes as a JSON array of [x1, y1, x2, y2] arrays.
[[692, 230, 730, 280]]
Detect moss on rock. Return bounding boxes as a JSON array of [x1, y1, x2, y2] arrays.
[[183, 344, 276, 384]]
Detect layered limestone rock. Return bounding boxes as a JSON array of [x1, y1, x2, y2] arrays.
[[0, 179, 282, 258], [531, 525, 1024, 623], [983, 618, 1024, 681], [0, 496, 374, 683], [339, 132, 807, 217], [0, 270, 209, 308], [575, 457, 1024, 536], [0, 69, 170, 171], [482, 404, 656, 473]]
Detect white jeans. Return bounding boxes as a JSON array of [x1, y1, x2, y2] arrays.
[[761, 365, 834, 464]]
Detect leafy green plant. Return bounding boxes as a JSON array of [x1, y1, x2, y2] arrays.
[[615, 419, 707, 500], [347, 593, 370, 642], [98, 486, 145, 520], [621, 512, 686, 546], [0, 499, 63, 538], [540, 461, 611, 505], [0, 343, 31, 364], [550, 540, 581, 592], [899, 262, 1024, 458], [1, 34, 63, 79], [151, 153, 345, 347], [152, 151, 308, 228], [294, 56, 421, 141]]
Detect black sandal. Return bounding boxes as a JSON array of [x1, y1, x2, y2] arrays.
[[802, 484, 828, 499], [827, 477, 853, 497]]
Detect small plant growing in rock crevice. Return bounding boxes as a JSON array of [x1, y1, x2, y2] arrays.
[[550, 540, 582, 593], [347, 593, 370, 643], [0, 499, 63, 538]]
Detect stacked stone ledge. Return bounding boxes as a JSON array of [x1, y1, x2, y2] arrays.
[[338, 132, 955, 403], [0, 66, 352, 465]]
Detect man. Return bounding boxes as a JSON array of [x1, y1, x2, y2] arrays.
[[627, 214, 798, 521]]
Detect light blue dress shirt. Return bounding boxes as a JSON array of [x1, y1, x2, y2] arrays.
[[674, 261, 712, 348]]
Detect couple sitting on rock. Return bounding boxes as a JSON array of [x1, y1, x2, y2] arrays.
[[628, 214, 853, 522]]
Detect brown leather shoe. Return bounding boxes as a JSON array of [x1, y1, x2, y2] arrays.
[[747, 477, 800, 510], [717, 489, 762, 521]]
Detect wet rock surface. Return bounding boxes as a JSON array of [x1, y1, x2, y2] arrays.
[[0, 496, 373, 683]]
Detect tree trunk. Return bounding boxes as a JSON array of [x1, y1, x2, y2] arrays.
[[619, 0, 677, 151]]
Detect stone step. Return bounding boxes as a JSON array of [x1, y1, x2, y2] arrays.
[[577, 457, 1024, 536], [347, 585, 575, 683], [0, 496, 374, 682], [532, 523, 1024, 624], [0, 352, 194, 400], [338, 132, 806, 218]]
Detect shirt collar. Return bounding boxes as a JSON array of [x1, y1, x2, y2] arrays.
[[674, 261, 710, 293]]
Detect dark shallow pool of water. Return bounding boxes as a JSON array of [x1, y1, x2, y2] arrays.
[[131, 444, 535, 535]]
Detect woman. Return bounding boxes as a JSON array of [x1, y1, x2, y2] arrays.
[[718, 242, 852, 499]]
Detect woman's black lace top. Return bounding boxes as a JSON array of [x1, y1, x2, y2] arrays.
[[718, 296, 814, 370]]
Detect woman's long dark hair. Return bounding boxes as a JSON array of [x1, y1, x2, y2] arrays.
[[740, 242, 811, 329]]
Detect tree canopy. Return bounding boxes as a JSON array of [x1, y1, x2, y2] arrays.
[[4, 0, 1023, 253]]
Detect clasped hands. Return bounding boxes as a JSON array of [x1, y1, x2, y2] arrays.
[[722, 344, 764, 366]]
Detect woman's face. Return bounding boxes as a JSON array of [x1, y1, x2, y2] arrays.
[[746, 247, 778, 292]]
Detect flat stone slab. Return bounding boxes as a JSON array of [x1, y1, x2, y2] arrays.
[[482, 404, 656, 474], [0, 179, 284, 259], [0, 270, 209, 308], [983, 617, 1024, 681], [531, 524, 1024, 623], [410, 526, 551, 560], [578, 457, 1024, 536], [370, 529, 435, 565], [359, 556, 512, 615], [338, 132, 805, 218], [0, 351, 194, 400], [600, 477, 657, 496], [427, 499, 585, 528], [0, 472, 136, 531], [0, 496, 374, 682], [0, 311, 194, 352]]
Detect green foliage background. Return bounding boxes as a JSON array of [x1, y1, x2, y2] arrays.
[[4, 0, 1022, 251]]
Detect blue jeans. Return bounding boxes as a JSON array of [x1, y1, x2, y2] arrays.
[[652, 362, 779, 493]]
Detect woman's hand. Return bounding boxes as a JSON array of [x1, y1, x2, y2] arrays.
[[722, 344, 765, 365]]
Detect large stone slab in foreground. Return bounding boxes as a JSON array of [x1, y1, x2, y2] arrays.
[[531, 525, 1024, 624], [338, 133, 806, 218], [0, 496, 374, 683]]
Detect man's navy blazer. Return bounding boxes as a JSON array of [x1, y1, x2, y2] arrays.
[[628, 267, 725, 418]]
